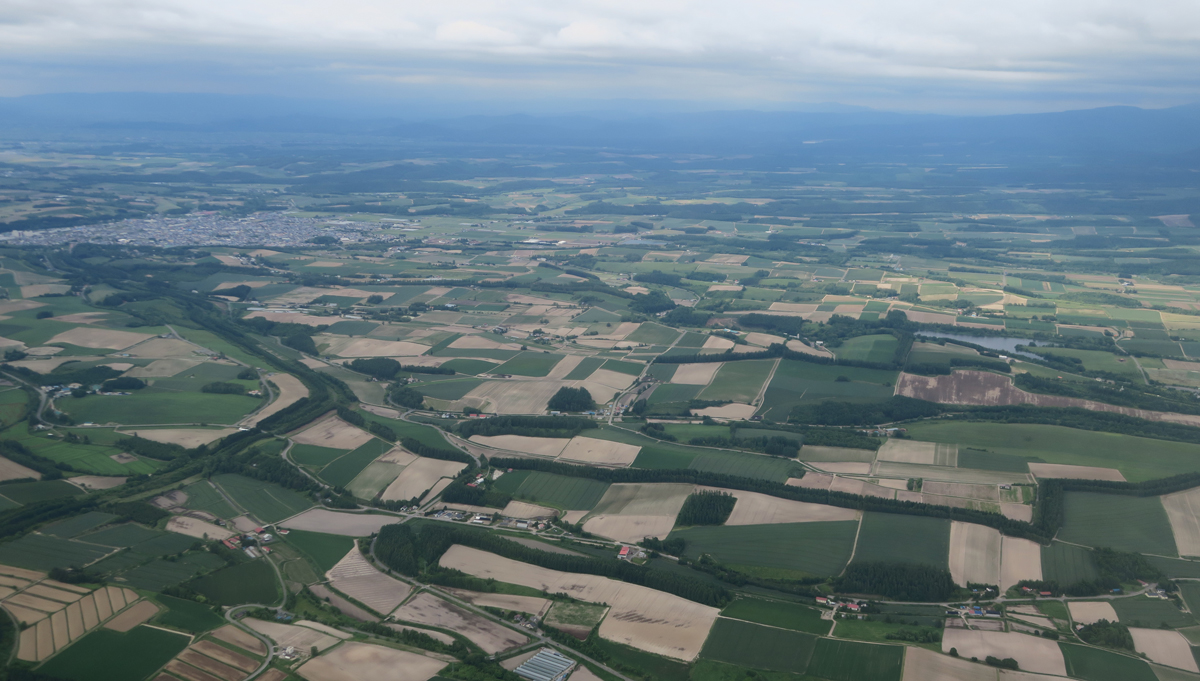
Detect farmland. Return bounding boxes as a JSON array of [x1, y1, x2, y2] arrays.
[[211, 473, 314, 522], [805, 638, 904, 681], [285, 529, 356, 573], [35, 625, 190, 681], [699, 618, 817, 673], [719, 598, 830, 635], [497, 471, 611, 510], [851, 513, 951, 569], [152, 594, 226, 633], [698, 358, 776, 404], [758, 360, 898, 420], [1059, 642, 1158, 681], [669, 521, 859, 577], [1057, 492, 1177, 555], [318, 437, 390, 487], [188, 559, 280, 606]]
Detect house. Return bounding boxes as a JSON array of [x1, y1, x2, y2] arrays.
[[618, 546, 630, 559], [816, 597, 828, 605], [514, 649, 576, 681]]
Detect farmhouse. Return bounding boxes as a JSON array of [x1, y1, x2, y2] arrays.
[[514, 649, 576, 681]]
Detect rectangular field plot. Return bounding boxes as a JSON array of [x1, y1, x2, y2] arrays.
[[698, 359, 776, 403], [834, 334, 900, 364], [0, 480, 83, 505], [805, 638, 904, 681], [151, 594, 226, 634], [687, 450, 802, 483], [0, 533, 112, 571], [318, 437, 390, 488], [505, 472, 610, 510], [180, 481, 238, 518], [42, 512, 118, 538], [492, 352, 564, 377], [699, 618, 817, 674], [291, 444, 347, 467], [719, 598, 830, 635], [35, 625, 190, 681], [1059, 642, 1158, 681], [852, 513, 950, 569], [1041, 541, 1100, 586], [758, 361, 898, 421], [61, 391, 262, 426], [1111, 597, 1196, 628], [211, 473, 313, 523], [187, 560, 279, 606], [1058, 492, 1177, 555], [669, 521, 859, 577]]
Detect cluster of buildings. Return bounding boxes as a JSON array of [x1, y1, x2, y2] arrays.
[[220, 526, 277, 559], [815, 596, 864, 612]]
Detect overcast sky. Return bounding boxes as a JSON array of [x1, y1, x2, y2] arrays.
[[2, 0, 1198, 113]]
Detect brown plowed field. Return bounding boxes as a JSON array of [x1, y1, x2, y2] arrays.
[[166, 660, 224, 681], [179, 649, 243, 681], [896, 370, 1200, 426], [210, 624, 267, 656], [193, 639, 258, 671]]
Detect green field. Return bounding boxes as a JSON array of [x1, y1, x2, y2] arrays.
[[35, 625, 191, 681], [1036, 348, 1147, 382], [592, 638, 689, 681], [188, 559, 280, 606], [415, 378, 485, 400], [906, 421, 1200, 481], [758, 360, 898, 421], [122, 552, 224, 591], [0, 479, 83, 504], [63, 391, 262, 425], [1057, 492, 1176, 555], [181, 480, 239, 518], [346, 461, 403, 499], [719, 598, 831, 635], [42, 511, 118, 537], [804, 638, 904, 681], [503, 471, 610, 510], [285, 529, 355, 574], [648, 383, 702, 405], [0, 532, 112, 571], [212, 473, 313, 523], [834, 334, 899, 363], [291, 443, 348, 467], [1111, 596, 1195, 628], [851, 513, 950, 569], [1059, 642, 1157, 681], [669, 521, 859, 577], [956, 448, 1031, 473], [1041, 541, 1100, 585], [626, 323, 681, 345], [563, 357, 606, 380], [14, 434, 158, 475], [699, 359, 776, 403], [440, 358, 500, 375], [602, 359, 646, 376], [700, 617, 818, 674], [493, 352, 564, 377], [319, 437, 390, 487], [152, 594, 226, 633], [687, 450, 804, 482], [84, 523, 164, 547]]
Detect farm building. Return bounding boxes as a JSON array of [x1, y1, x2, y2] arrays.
[[514, 649, 576, 681]]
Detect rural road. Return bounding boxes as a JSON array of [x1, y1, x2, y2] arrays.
[[224, 605, 279, 680]]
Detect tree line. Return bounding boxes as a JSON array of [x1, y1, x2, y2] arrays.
[[675, 491, 736, 526], [834, 562, 957, 601], [455, 415, 594, 440]]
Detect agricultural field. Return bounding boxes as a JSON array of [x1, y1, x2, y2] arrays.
[[1057, 492, 1177, 555], [851, 513, 951, 569], [758, 360, 898, 420], [283, 529, 357, 573], [35, 625, 191, 681], [187, 559, 280, 606], [211, 473, 314, 523], [699, 617, 817, 674], [719, 598, 831, 635], [698, 358, 776, 404], [669, 521, 859, 577], [496, 471, 611, 510]]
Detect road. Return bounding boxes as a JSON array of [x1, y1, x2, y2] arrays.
[[224, 605, 281, 680]]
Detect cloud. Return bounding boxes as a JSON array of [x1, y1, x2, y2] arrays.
[[0, 0, 1197, 111]]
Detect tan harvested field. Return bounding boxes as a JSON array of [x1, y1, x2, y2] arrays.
[[297, 642, 447, 681], [558, 436, 640, 467], [389, 623, 455, 644], [1068, 601, 1119, 625], [546, 355, 586, 379], [591, 483, 693, 516], [691, 403, 758, 419], [361, 404, 402, 419], [442, 545, 719, 661], [0, 299, 44, 314], [392, 592, 528, 654], [707, 488, 857, 526], [942, 629, 1066, 676], [873, 461, 1033, 485], [948, 522, 1001, 587], [9, 585, 138, 660], [309, 584, 376, 622], [292, 415, 375, 450], [1001, 503, 1033, 522], [245, 619, 341, 652], [877, 439, 958, 466], [381, 457, 467, 502], [21, 284, 71, 297], [586, 369, 637, 390], [326, 545, 411, 615], [1163, 486, 1200, 557], [829, 476, 895, 499], [500, 649, 539, 671], [449, 335, 512, 350], [66, 475, 127, 491], [1131, 628, 1200, 672], [177, 649, 242, 681], [501, 501, 559, 519], [378, 446, 418, 465], [245, 373, 310, 427], [281, 509, 401, 536], [125, 358, 202, 377], [328, 338, 428, 357], [420, 478, 454, 505], [461, 380, 566, 414], [562, 510, 588, 524], [798, 445, 876, 463], [125, 428, 238, 448], [877, 478, 910, 490], [790, 473, 832, 490], [103, 600, 158, 632], [469, 434, 569, 457], [743, 332, 785, 347], [245, 311, 332, 327], [568, 667, 605, 681], [1009, 613, 1056, 629], [192, 639, 259, 672], [903, 646, 997, 681], [923, 482, 1000, 501], [786, 339, 833, 356], [264, 286, 333, 305], [445, 589, 552, 617], [581, 516, 673, 544], [8, 592, 70, 612], [47, 327, 153, 350], [53, 312, 109, 324], [211, 624, 268, 656], [166, 516, 234, 541], [701, 336, 735, 351], [1028, 463, 1125, 481], [257, 672, 289, 681], [898, 370, 1200, 427], [999, 536, 1043, 591], [165, 660, 223, 681], [5, 603, 44, 625], [0, 456, 40, 482], [812, 462, 871, 475], [126, 338, 206, 359]]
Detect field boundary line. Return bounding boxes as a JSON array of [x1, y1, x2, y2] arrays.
[[839, 513, 865, 576], [752, 357, 781, 407], [713, 615, 821, 636]]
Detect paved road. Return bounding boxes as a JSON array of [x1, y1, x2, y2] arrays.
[[224, 605, 280, 680]]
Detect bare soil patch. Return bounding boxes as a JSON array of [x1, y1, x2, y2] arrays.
[[470, 434, 569, 457], [501, 501, 559, 519], [442, 545, 718, 661], [328, 338, 428, 357], [942, 629, 1065, 676], [245, 311, 331, 326], [923, 482, 1000, 501], [558, 436, 640, 467], [377, 447, 418, 465], [292, 415, 374, 450], [903, 646, 997, 681], [670, 363, 722, 385], [0, 456, 40, 482], [244, 619, 340, 652], [1000, 503, 1033, 522], [1068, 601, 1118, 625], [326, 545, 411, 615], [123, 428, 238, 448], [877, 439, 958, 466], [999, 536, 1043, 591], [281, 509, 401, 537], [125, 338, 207, 359], [691, 403, 757, 419], [361, 404, 402, 419], [1163, 486, 1200, 558], [449, 335, 511, 350], [546, 355, 586, 379], [586, 369, 636, 390], [103, 600, 158, 632], [125, 359, 202, 377], [446, 589, 552, 617], [1130, 628, 1199, 672], [48, 327, 153, 350], [704, 488, 857, 526], [297, 641, 447, 681], [210, 624, 267, 656], [193, 639, 259, 672], [393, 592, 528, 654], [829, 476, 895, 499], [701, 336, 735, 351], [1028, 463, 1125, 481], [948, 521, 1001, 587], [381, 458, 467, 502], [582, 515, 677, 543], [245, 373, 309, 427], [166, 516, 234, 541], [177, 649, 242, 681]]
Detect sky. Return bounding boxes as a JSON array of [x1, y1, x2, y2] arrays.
[[2, 0, 1199, 114]]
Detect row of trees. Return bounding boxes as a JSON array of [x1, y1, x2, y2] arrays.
[[675, 491, 736, 526], [455, 415, 594, 440]]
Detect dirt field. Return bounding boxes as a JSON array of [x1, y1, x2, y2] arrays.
[[942, 629, 1066, 676], [445, 589, 552, 617], [923, 482, 1000, 501], [125, 358, 202, 377], [743, 332, 785, 347], [124, 428, 238, 448], [1028, 463, 1125, 481], [558, 436, 640, 467], [166, 516, 234, 541], [377, 447, 418, 465], [245, 373, 310, 427], [501, 501, 559, 519], [245, 619, 341, 652], [420, 479, 454, 506], [326, 545, 411, 615], [903, 646, 996, 681], [1068, 601, 1119, 625], [392, 592, 528, 654], [380, 457, 467, 502], [211, 624, 267, 656], [327, 338, 428, 357], [874, 460, 1033, 485], [176, 649, 243, 681], [812, 462, 871, 475], [676, 362, 720, 383], [829, 476, 896, 499], [1130, 628, 1199, 672], [103, 601, 158, 632], [877, 439, 958, 466], [246, 310, 332, 326], [586, 369, 637, 391], [442, 545, 719, 661], [691, 403, 758, 419], [281, 509, 401, 536], [362, 404, 402, 419], [545, 355, 586, 379], [292, 415, 375, 450], [581, 516, 674, 543], [701, 336, 735, 352], [125, 338, 206, 358], [460, 380, 567, 414], [297, 642, 447, 681], [1163, 486, 1200, 558], [706, 488, 857, 526], [0, 455, 40, 482], [1000, 503, 1033, 522], [898, 370, 1200, 427], [449, 335, 512, 350], [948, 522, 1001, 587], [47, 327, 153, 350], [469, 434, 570, 457], [999, 536, 1043, 591]]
